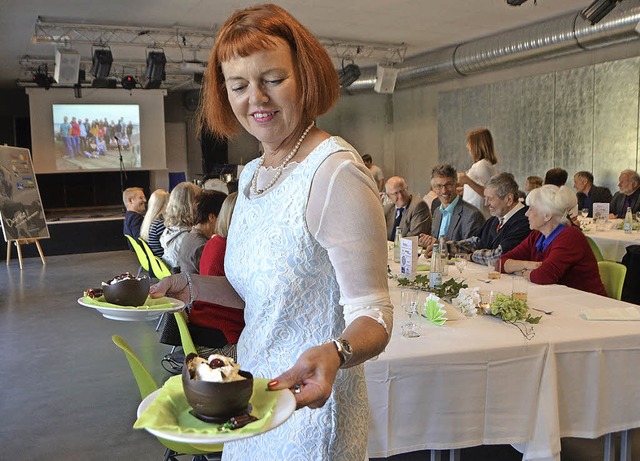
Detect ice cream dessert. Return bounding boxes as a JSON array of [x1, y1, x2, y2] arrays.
[[102, 272, 146, 286], [187, 354, 246, 383]]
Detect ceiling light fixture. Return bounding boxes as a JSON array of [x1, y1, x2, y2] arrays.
[[144, 49, 166, 89], [121, 75, 137, 90], [338, 63, 361, 88], [506, 0, 530, 5], [90, 47, 113, 79], [581, 0, 622, 24]]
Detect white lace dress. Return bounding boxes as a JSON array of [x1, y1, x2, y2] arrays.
[[223, 137, 372, 461]]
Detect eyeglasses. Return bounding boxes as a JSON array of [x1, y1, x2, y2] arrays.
[[386, 189, 406, 198], [433, 182, 455, 190]]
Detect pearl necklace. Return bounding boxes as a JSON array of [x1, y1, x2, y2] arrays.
[[251, 121, 315, 195]]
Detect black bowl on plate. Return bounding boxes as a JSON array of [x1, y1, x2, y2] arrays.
[[182, 353, 254, 423], [102, 276, 150, 306]]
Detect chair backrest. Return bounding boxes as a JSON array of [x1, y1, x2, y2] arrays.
[[138, 238, 172, 280], [586, 236, 604, 262], [125, 234, 150, 273], [173, 311, 198, 356], [111, 335, 218, 456], [598, 261, 627, 300], [112, 335, 158, 399]]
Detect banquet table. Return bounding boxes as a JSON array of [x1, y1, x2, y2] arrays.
[[365, 260, 640, 461], [584, 227, 640, 262]]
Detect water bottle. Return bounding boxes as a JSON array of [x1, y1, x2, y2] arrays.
[[439, 236, 449, 276], [393, 227, 401, 263], [624, 207, 633, 234], [430, 243, 443, 288]]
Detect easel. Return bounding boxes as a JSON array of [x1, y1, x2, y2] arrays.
[[6, 238, 46, 270]]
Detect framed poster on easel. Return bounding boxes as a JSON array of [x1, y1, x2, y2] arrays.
[[0, 145, 49, 268]]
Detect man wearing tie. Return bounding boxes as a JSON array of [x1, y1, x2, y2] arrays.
[[383, 176, 432, 241], [446, 173, 531, 265]]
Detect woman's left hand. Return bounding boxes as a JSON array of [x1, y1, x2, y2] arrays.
[[267, 343, 341, 410]]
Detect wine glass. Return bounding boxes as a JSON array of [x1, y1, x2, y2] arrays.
[[581, 208, 589, 219], [454, 253, 468, 275], [400, 289, 421, 338]]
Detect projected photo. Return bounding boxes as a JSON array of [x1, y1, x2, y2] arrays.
[[52, 104, 141, 171]]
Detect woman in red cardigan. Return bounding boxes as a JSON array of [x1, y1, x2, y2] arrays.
[[500, 184, 606, 296], [188, 192, 245, 356]]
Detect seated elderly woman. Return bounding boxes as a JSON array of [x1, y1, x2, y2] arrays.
[[500, 184, 606, 296]]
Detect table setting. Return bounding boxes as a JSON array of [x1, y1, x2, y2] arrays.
[[367, 252, 640, 460]]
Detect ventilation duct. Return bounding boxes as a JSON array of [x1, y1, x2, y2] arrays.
[[349, 0, 640, 93]]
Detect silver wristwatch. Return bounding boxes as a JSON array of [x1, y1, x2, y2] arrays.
[[330, 337, 353, 368]]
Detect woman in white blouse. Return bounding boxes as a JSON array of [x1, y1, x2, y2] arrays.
[[457, 127, 498, 218]]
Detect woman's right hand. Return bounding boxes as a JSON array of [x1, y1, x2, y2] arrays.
[[149, 273, 191, 304]]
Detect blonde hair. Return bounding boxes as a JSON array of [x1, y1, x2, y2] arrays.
[[122, 187, 143, 207], [526, 184, 577, 224], [215, 192, 238, 238], [163, 182, 202, 228], [140, 189, 169, 241]]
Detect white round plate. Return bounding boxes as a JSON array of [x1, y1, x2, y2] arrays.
[[77, 297, 185, 321], [136, 386, 296, 445]]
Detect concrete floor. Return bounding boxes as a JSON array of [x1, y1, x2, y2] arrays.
[[1, 250, 637, 461]]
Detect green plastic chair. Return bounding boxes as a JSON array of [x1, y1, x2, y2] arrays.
[[111, 335, 221, 460], [586, 236, 604, 262], [174, 311, 197, 356], [139, 238, 172, 280], [598, 261, 627, 300], [125, 234, 150, 277]]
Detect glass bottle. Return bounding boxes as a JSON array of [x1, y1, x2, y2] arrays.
[[624, 207, 633, 234], [439, 235, 449, 276], [393, 227, 401, 263], [430, 243, 443, 288]]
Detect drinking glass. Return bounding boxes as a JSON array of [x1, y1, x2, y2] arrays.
[[512, 275, 528, 301], [454, 253, 468, 275], [581, 208, 589, 219], [400, 289, 421, 338], [487, 257, 501, 279]]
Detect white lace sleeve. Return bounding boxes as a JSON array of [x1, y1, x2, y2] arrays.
[[306, 151, 393, 337]]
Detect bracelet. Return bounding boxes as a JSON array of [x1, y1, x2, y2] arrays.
[[184, 272, 195, 307]]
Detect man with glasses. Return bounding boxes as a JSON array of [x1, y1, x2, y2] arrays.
[[419, 164, 484, 253], [383, 176, 432, 241]]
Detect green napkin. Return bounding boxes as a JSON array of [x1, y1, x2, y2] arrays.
[[422, 293, 448, 326], [134, 375, 279, 436], [81, 295, 174, 310], [416, 264, 430, 272]]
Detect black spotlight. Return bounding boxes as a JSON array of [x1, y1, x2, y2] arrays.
[[338, 63, 361, 88], [121, 75, 137, 90], [91, 48, 113, 79], [506, 0, 529, 5], [582, 0, 622, 25], [144, 50, 166, 88], [33, 72, 53, 90]]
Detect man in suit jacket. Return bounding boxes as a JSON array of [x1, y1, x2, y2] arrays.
[[609, 169, 640, 218], [448, 172, 531, 264], [418, 164, 484, 252], [573, 171, 612, 217], [383, 176, 432, 241]]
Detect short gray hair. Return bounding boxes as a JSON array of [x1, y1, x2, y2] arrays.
[[431, 164, 457, 185], [486, 173, 519, 199]]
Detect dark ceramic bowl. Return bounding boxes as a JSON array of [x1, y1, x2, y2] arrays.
[[182, 353, 254, 423], [102, 276, 150, 306]]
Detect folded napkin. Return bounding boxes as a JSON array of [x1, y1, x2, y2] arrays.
[[134, 375, 279, 436], [582, 307, 640, 321], [81, 295, 174, 310], [416, 264, 430, 272]]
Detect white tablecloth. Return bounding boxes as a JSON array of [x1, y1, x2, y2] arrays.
[[365, 262, 640, 461], [585, 228, 640, 262]]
